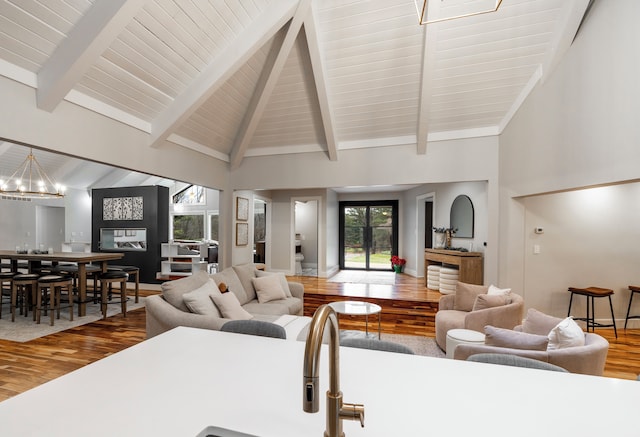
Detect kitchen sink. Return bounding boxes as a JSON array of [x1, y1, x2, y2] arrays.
[[196, 426, 258, 437]]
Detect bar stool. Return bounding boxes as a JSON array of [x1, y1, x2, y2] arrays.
[[624, 285, 640, 329], [36, 274, 74, 326], [98, 270, 129, 319], [567, 286, 617, 338], [11, 273, 40, 322], [108, 265, 139, 303], [0, 271, 16, 319]]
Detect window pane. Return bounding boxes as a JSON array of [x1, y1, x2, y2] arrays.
[[209, 214, 219, 242], [173, 214, 204, 240]]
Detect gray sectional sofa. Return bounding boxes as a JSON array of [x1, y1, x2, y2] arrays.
[[145, 263, 304, 338]]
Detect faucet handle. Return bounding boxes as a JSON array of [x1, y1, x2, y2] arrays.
[[340, 403, 365, 427]]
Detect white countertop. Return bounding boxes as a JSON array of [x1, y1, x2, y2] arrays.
[[0, 327, 638, 436]]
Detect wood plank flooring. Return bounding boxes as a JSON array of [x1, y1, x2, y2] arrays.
[[0, 274, 639, 403]]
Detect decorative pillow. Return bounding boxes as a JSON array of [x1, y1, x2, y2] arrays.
[[472, 294, 509, 311], [252, 275, 287, 303], [182, 279, 222, 317], [487, 284, 512, 296], [453, 282, 488, 312], [484, 325, 549, 351], [232, 263, 258, 301], [210, 291, 253, 320], [521, 308, 564, 336], [547, 317, 585, 350], [161, 271, 210, 312], [211, 268, 249, 304], [255, 270, 292, 297]]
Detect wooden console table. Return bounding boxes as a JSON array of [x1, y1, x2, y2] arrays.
[[424, 249, 483, 287]]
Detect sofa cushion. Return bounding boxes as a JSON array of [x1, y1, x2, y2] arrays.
[[232, 263, 258, 302], [454, 282, 488, 312], [472, 294, 509, 311], [211, 268, 248, 305], [161, 271, 210, 312], [484, 325, 549, 351], [182, 279, 222, 317], [252, 275, 287, 303], [255, 270, 292, 297], [521, 308, 563, 336], [547, 317, 585, 350], [210, 292, 253, 320], [242, 297, 303, 316]]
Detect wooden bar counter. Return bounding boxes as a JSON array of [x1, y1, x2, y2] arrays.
[[424, 249, 483, 286]]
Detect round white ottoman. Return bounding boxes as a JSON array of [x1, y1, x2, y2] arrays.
[[445, 328, 485, 359]]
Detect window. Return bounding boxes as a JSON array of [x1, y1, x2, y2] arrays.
[[208, 211, 219, 242], [172, 185, 205, 205], [172, 214, 204, 241]]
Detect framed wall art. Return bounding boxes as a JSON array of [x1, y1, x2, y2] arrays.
[[236, 196, 249, 221], [236, 222, 248, 246]]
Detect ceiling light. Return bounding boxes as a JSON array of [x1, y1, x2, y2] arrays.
[[415, 0, 502, 25], [0, 149, 65, 199]]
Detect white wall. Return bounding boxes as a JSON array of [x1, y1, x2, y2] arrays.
[[499, 1, 640, 321]]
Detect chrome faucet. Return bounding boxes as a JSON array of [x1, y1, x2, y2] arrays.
[[303, 304, 365, 437]]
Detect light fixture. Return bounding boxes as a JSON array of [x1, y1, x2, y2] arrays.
[[0, 148, 66, 199], [415, 0, 502, 25]]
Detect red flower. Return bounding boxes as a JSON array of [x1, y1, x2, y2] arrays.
[[390, 255, 406, 266]]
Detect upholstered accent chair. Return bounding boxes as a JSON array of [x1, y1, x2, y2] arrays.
[[220, 319, 286, 339], [454, 309, 610, 376], [340, 337, 415, 355], [467, 353, 568, 372], [435, 282, 524, 352]]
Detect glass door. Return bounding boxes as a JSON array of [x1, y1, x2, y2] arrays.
[[339, 201, 398, 271]]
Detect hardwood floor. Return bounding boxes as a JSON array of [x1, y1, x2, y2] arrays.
[[0, 274, 638, 403]]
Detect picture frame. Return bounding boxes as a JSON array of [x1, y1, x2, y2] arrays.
[[236, 222, 248, 246], [236, 196, 249, 221]]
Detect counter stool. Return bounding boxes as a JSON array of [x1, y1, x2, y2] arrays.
[[108, 265, 139, 303], [98, 270, 129, 319], [568, 286, 617, 338], [0, 271, 16, 319], [624, 285, 640, 329], [36, 275, 74, 326], [11, 273, 40, 322]]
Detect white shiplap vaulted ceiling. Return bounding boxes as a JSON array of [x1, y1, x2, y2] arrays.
[[0, 0, 591, 188]]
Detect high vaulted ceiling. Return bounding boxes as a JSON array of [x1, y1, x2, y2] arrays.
[[0, 0, 590, 189]]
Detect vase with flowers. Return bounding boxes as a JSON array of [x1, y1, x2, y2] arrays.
[[390, 255, 406, 273], [433, 227, 457, 249]]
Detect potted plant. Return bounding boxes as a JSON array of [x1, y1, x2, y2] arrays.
[[390, 255, 406, 273]]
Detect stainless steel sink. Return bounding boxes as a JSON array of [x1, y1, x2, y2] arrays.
[[196, 426, 258, 437]]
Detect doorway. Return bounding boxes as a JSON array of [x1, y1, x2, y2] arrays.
[[339, 201, 398, 271], [294, 199, 319, 276]]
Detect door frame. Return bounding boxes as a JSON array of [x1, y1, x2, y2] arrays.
[[338, 200, 399, 271]]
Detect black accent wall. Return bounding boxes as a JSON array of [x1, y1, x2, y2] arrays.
[[92, 186, 169, 283]]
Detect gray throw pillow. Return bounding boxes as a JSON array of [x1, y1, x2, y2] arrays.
[[453, 282, 488, 312], [161, 271, 210, 312], [521, 308, 563, 335], [484, 325, 549, 351]]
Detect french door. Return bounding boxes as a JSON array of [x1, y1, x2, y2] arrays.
[[339, 201, 398, 271]]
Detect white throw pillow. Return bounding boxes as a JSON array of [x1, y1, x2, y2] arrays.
[[182, 279, 222, 317], [547, 317, 585, 350], [210, 291, 253, 320], [488, 284, 512, 296], [251, 275, 287, 303], [255, 270, 292, 297]]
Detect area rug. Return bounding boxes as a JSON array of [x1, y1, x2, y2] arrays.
[[340, 330, 445, 358], [328, 270, 397, 285], [0, 297, 146, 343]]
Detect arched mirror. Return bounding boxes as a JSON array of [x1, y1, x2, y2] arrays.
[[450, 195, 474, 238]]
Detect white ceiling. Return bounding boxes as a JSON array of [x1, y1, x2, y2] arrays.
[[0, 0, 591, 190]]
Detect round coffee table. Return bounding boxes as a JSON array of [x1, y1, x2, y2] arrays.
[[328, 300, 382, 339], [445, 328, 485, 359]]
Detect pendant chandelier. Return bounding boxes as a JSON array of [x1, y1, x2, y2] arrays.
[[414, 0, 502, 25], [0, 149, 66, 199]]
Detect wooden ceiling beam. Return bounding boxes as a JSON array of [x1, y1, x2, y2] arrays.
[[37, 0, 146, 112]]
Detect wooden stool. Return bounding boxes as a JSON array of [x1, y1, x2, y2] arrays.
[[0, 271, 16, 319], [98, 270, 129, 319], [568, 286, 617, 338], [624, 285, 640, 329], [37, 275, 74, 326], [11, 273, 39, 322], [108, 265, 140, 303]]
